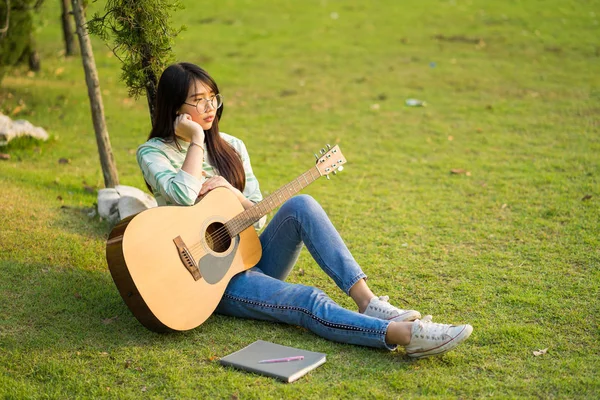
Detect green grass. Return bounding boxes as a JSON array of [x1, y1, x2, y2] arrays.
[[1, 0, 599, 398]]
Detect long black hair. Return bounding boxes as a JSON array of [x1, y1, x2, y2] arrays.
[[148, 62, 246, 192]]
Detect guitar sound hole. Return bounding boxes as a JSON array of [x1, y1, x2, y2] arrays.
[[205, 222, 231, 253]]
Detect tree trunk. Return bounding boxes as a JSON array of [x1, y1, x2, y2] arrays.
[[28, 48, 40, 71], [27, 32, 40, 71], [0, 0, 9, 38], [134, 12, 158, 126], [60, 0, 76, 56], [71, 0, 119, 188], [144, 71, 157, 126]]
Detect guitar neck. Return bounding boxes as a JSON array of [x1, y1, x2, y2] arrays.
[[225, 166, 321, 236]]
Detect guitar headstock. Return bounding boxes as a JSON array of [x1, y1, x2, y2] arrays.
[[315, 144, 346, 179]]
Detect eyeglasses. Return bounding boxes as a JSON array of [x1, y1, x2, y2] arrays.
[[183, 94, 223, 113]]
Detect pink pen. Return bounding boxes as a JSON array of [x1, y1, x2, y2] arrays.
[[258, 356, 304, 364]]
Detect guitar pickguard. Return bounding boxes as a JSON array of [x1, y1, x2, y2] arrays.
[[198, 235, 240, 284]]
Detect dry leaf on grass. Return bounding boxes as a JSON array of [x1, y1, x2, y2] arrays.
[[450, 169, 471, 176], [0, 153, 10, 160], [533, 348, 548, 356]]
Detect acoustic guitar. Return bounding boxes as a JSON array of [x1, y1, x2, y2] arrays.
[[106, 144, 346, 332]]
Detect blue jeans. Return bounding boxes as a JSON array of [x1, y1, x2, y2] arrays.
[[215, 195, 394, 349]]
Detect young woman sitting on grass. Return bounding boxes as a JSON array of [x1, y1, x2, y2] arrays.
[[136, 62, 473, 358]]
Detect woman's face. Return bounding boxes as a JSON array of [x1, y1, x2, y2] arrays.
[[178, 79, 217, 131]]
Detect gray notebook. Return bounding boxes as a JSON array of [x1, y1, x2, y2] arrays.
[[219, 340, 327, 383]]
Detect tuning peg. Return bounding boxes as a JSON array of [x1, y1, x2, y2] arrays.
[[320, 148, 325, 154], [326, 175, 330, 180], [326, 144, 331, 149], [333, 171, 337, 175], [314, 153, 319, 160]]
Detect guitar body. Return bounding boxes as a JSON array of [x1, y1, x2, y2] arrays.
[[106, 144, 346, 333], [106, 187, 262, 332]]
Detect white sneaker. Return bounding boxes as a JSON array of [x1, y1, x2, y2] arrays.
[[405, 319, 473, 359], [362, 295, 422, 322]]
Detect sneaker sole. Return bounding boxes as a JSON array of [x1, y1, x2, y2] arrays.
[[407, 324, 473, 359]]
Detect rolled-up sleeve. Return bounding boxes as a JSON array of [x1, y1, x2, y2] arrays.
[[137, 144, 203, 206]]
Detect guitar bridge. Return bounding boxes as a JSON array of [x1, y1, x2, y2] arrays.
[[173, 236, 202, 281]]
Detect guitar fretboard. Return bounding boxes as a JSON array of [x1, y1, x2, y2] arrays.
[[225, 166, 321, 236]]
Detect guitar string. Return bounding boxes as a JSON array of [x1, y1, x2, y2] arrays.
[[185, 168, 320, 257], [186, 173, 311, 255], [186, 193, 286, 255], [187, 159, 340, 256], [187, 160, 340, 257]]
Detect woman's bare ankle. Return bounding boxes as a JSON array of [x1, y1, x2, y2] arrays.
[[385, 321, 413, 346], [348, 278, 375, 313]]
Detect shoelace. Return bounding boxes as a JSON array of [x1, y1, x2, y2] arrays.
[[376, 295, 416, 316], [376, 296, 400, 315], [415, 320, 450, 341]]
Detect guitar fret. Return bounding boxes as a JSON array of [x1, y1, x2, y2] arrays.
[[226, 165, 328, 236]]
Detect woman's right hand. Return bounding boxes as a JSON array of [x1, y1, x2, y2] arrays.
[[174, 113, 205, 144]]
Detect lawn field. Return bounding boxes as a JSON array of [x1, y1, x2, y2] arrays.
[[0, 0, 599, 398]]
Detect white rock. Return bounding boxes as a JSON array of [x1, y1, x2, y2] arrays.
[[114, 185, 146, 198], [97, 185, 157, 223], [117, 194, 157, 220], [0, 114, 49, 145], [97, 188, 120, 218]]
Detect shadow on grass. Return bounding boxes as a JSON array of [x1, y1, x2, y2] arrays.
[[56, 203, 115, 239], [0, 259, 176, 351], [0, 258, 412, 367], [0, 136, 49, 152]]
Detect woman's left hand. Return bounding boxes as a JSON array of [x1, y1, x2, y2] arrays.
[[199, 176, 244, 202]]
